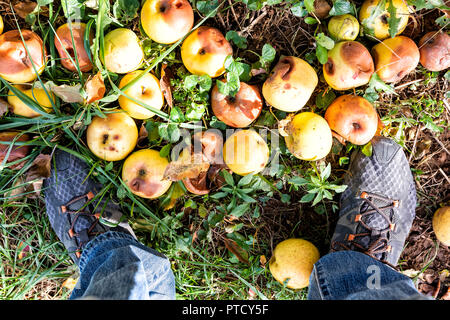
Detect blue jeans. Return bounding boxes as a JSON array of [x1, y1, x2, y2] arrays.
[[69, 231, 427, 300]]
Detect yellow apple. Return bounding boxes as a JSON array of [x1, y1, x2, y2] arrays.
[[86, 111, 138, 161], [323, 41, 374, 91], [372, 36, 419, 83], [262, 56, 318, 112], [359, 0, 410, 40], [279, 112, 332, 161], [7, 85, 55, 118], [141, 0, 194, 44], [0, 15, 3, 35], [328, 14, 360, 41], [118, 70, 165, 120], [223, 130, 269, 176], [181, 26, 233, 78], [269, 238, 320, 289], [102, 28, 144, 74], [122, 149, 172, 199], [0, 30, 46, 83], [433, 206, 450, 246]]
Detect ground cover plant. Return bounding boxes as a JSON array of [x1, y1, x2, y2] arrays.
[[0, 0, 449, 300]]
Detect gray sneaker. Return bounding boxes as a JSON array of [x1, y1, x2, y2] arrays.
[[43, 150, 135, 264], [331, 136, 417, 267]]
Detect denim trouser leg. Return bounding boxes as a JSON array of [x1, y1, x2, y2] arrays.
[[308, 251, 430, 300], [69, 231, 175, 300]]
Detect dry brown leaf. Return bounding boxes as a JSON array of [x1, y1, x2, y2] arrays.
[[163, 153, 209, 181], [260, 255, 267, 267], [137, 123, 149, 148], [35, 82, 84, 104], [25, 154, 51, 197], [160, 64, 173, 108], [223, 238, 249, 265], [13, 1, 37, 19], [0, 98, 10, 117], [85, 72, 106, 104]]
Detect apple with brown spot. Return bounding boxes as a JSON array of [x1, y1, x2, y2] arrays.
[[419, 31, 450, 72]]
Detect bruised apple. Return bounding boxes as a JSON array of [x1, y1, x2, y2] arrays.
[[419, 31, 450, 72], [118, 70, 165, 120], [122, 149, 172, 199], [0, 131, 31, 169], [279, 112, 332, 161], [323, 41, 374, 91], [223, 130, 269, 176], [325, 95, 378, 145], [328, 14, 360, 41], [211, 81, 263, 128], [262, 56, 318, 112], [141, 0, 194, 44], [0, 30, 46, 83], [359, 0, 410, 40], [372, 36, 419, 83], [86, 111, 138, 161], [8, 85, 55, 118], [54, 22, 93, 72], [102, 28, 144, 74], [181, 26, 233, 78]]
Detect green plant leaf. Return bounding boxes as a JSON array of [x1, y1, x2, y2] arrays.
[[226, 31, 248, 49], [316, 33, 335, 50], [387, 0, 401, 38], [329, 0, 356, 16], [229, 203, 250, 218], [300, 192, 315, 203], [113, 0, 140, 23], [197, 0, 220, 16], [291, 1, 308, 17], [361, 142, 373, 157]]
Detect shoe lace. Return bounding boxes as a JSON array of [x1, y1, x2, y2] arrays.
[[60, 191, 108, 258], [331, 191, 400, 268]]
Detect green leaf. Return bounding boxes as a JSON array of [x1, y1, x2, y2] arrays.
[[316, 44, 328, 64], [312, 190, 324, 206], [304, 0, 315, 13], [304, 16, 318, 24], [315, 89, 336, 109], [361, 142, 373, 157], [159, 144, 171, 158], [61, 0, 85, 19], [261, 43, 276, 63], [320, 163, 331, 181], [291, 1, 308, 17], [229, 203, 250, 218], [238, 174, 254, 187], [300, 192, 315, 203], [289, 176, 310, 186], [197, 0, 220, 16], [222, 170, 235, 187], [226, 31, 248, 49], [387, 0, 401, 38], [113, 0, 140, 23], [211, 192, 229, 199], [316, 33, 335, 50], [329, 0, 356, 16], [364, 73, 397, 102]]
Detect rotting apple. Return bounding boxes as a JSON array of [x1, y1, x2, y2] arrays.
[[433, 206, 450, 246], [324, 95, 378, 146], [279, 112, 332, 161], [419, 31, 450, 72], [312, 0, 331, 19], [372, 36, 419, 83], [211, 80, 263, 128], [141, 0, 194, 44], [262, 56, 318, 112], [269, 238, 320, 290], [122, 149, 172, 199], [54, 22, 93, 72], [359, 0, 410, 41], [86, 111, 138, 161], [0, 131, 31, 170], [102, 28, 144, 74], [181, 26, 233, 78], [0, 30, 46, 83], [328, 14, 360, 41], [323, 41, 374, 91], [118, 70, 165, 120], [7, 85, 55, 118], [222, 129, 269, 176]]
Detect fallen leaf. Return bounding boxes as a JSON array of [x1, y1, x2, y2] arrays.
[[223, 238, 249, 265], [260, 255, 267, 267], [17, 241, 31, 260], [24, 154, 51, 197], [0, 132, 31, 170], [6, 177, 26, 202], [13, 1, 37, 19], [85, 72, 106, 104], [0, 98, 10, 117], [160, 64, 173, 108], [163, 152, 210, 181], [62, 276, 78, 291], [35, 81, 83, 103], [137, 123, 149, 148]]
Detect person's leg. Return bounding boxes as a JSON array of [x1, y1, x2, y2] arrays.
[[308, 136, 426, 300], [43, 150, 175, 300]]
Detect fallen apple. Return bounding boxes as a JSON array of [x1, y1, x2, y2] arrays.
[[0, 15, 3, 35], [279, 112, 332, 161], [328, 14, 360, 41], [359, 0, 410, 40], [54, 22, 93, 72], [223, 129, 269, 176], [269, 238, 320, 289], [262, 56, 318, 112], [181, 26, 233, 78], [0, 30, 46, 83], [102, 28, 144, 74], [122, 149, 172, 199], [419, 31, 450, 72], [433, 206, 450, 246], [86, 111, 138, 161], [324, 95, 378, 145], [118, 70, 165, 120], [312, 0, 331, 19], [323, 41, 374, 91], [7, 85, 55, 118], [141, 0, 194, 44], [0, 131, 31, 170], [211, 80, 263, 128], [372, 36, 419, 83]]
